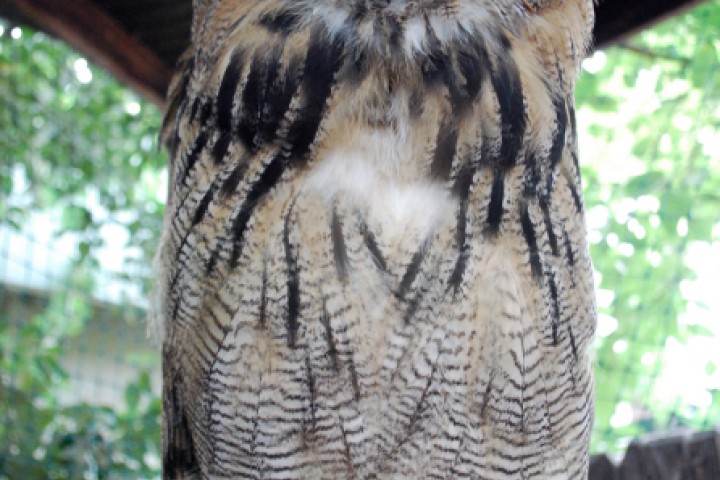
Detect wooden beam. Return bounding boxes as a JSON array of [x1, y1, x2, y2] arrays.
[[8, 0, 172, 106], [594, 0, 706, 49]]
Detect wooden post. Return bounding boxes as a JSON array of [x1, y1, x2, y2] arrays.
[[590, 429, 720, 480]]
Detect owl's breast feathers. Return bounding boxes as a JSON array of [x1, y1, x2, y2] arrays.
[[156, 1, 597, 478]]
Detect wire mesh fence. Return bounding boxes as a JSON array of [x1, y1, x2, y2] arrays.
[[1, 1, 719, 478], [0, 225, 160, 478]]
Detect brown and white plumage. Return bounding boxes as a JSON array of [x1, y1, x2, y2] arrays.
[[154, 1, 597, 478]]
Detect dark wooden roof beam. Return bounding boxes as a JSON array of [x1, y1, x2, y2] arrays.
[[594, 0, 706, 48]]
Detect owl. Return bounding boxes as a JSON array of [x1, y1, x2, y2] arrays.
[[153, 0, 597, 478]]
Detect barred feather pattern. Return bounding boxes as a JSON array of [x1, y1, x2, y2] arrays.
[[154, 1, 597, 478]]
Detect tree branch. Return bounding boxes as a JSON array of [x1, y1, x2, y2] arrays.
[[617, 41, 690, 65]]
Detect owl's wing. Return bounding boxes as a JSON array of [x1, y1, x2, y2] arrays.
[[156, 1, 596, 478]]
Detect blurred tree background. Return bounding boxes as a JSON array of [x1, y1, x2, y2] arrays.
[[0, 19, 164, 480], [1, 1, 719, 478], [576, 0, 720, 452]]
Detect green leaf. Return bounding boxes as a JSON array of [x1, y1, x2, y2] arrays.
[[61, 205, 93, 231], [78, 240, 91, 260], [125, 383, 140, 410], [682, 324, 716, 338], [625, 171, 668, 197], [660, 191, 693, 226], [689, 43, 718, 89]]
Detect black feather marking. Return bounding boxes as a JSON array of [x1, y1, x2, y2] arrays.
[[568, 104, 578, 143], [523, 150, 542, 197], [238, 55, 266, 151], [163, 373, 199, 478], [546, 97, 568, 193], [568, 325, 578, 361], [226, 47, 300, 154], [393, 361, 436, 450], [204, 248, 219, 277], [331, 206, 349, 282], [403, 290, 424, 324], [219, 159, 249, 198], [348, 353, 361, 402], [446, 76, 467, 114], [571, 149, 581, 179], [430, 121, 459, 181], [239, 46, 290, 152], [455, 39, 484, 104], [491, 35, 526, 171], [320, 299, 339, 371], [567, 167, 584, 213], [479, 372, 494, 418], [423, 33, 485, 116], [229, 153, 286, 267], [360, 221, 386, 271], [447, 234, 468, 295], [284, 195, 301, 349], [257, 55, 301, 147], [387, 14, 403, 48], [189, 97, 201, 121], [421, 17, 446, 86], [452, 193, 469, 252], [540, 198, 559, 256], [448, 164, 474, 293], [194, 99, 213, 127], [211, 132, 232, 164], [563, 228, 576, 266], [452, 163, 475, 200], [221, 30, 345, 271], [342, 46, 371, 86], [258, 8, 303, 34], [397, 239, 431, 299], [163, 59, 192, 157], [520, 204, 543, 279], [168, 252, 190, 314], [181, 131, 209, 183], [408, 88, 425, 118], [258, 259, 268, 329], [350, 2, 367, 22], [486, 174, 505, 234], [286, 29, 345, 161], [192, 186, 214, 227], [217, 48, 245, 132], [548, 272, 561, 346]]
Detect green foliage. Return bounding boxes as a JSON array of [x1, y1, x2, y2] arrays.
[[0, 273, 161, 479], [576, 0, 720, 452], [0, 24, 166, 276], [0, 23, 162, 479]]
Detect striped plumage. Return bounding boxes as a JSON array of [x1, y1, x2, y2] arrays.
[[154, 0, 597, 478]]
